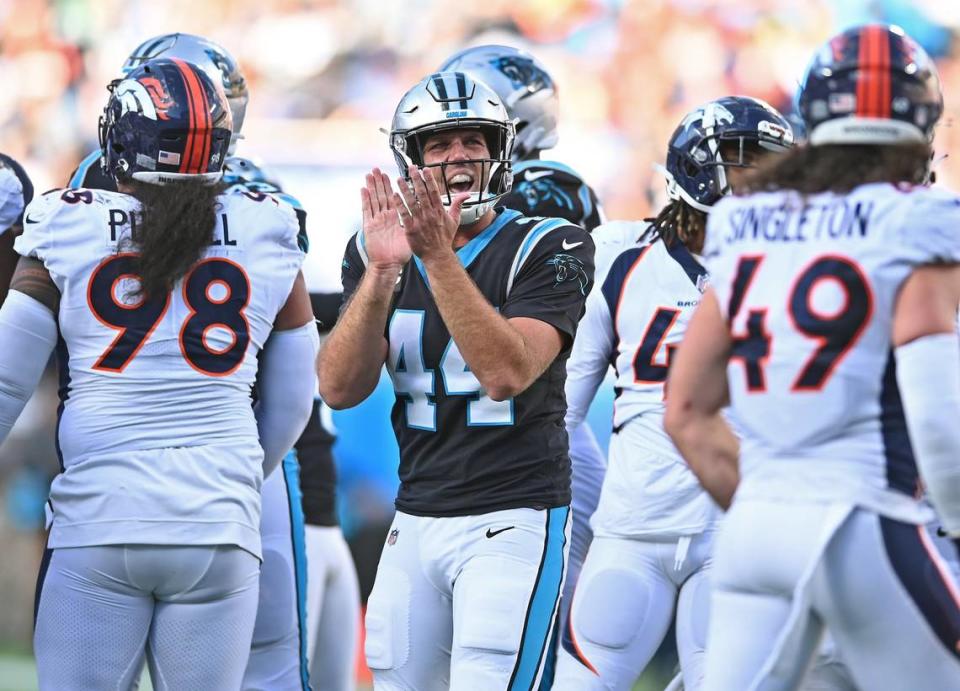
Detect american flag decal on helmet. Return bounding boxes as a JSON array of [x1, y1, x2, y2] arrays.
[[158, 150, 181, 165]]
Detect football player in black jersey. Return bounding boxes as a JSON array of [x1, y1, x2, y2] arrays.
[[0, 154, 34, 305], [318, 71, 595, 690], [439, 44, 607, 687]]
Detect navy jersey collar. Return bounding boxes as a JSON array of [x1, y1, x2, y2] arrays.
[[664, 239, 708, 289]]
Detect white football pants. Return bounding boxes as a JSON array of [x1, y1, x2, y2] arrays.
[[305, 524, 361, 691], [34, 544, 259, 691], [553, 531, 713, 690], [243, 451, 310, 691], [365, 506, 571, 690], [705, 499, 960, 691]]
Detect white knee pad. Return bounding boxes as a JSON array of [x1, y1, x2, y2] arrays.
[[364, 566, 411, 671], [577, 569, 646, 650], [455, 559, 533, 655]]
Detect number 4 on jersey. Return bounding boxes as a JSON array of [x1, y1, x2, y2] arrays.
[[388, 310, 513, 431], [727, 254, 873, 392], [633, 308, 680, 385]]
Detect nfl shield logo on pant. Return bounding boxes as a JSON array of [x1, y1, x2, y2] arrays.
[[387, 528, 399, 546]]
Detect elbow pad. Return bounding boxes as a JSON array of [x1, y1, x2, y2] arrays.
[[895, 333, 960, 536], [256, 321, 320, 477], [0, 290, 57, 441]]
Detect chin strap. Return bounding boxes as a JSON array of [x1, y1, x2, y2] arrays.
[[456, 200, 493, 225]]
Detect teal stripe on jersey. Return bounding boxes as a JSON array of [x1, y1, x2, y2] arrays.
[[282, 450, 313, 691], [515, 218, 568, 276], [509, 506, 569, 691], [69, 150, 102, 189], [413, 208, 522, 285]]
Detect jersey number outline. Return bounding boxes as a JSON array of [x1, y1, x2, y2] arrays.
[[388, 310, 513, 431], [632, 307, 681, 385], [88, 254, 251, 376], [727, 253, 873, 392]]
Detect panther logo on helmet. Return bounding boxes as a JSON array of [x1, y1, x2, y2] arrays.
[[492, 56, 553, 95]]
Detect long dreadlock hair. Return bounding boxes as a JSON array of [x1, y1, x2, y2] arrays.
[[641, 198, 708, 254], [124, 180, 226, 299]]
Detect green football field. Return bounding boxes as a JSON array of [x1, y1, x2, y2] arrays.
[[0, 651, 671, 690]]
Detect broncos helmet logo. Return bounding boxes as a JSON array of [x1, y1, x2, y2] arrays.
[[113, 77, 174, 122], [492, 56, 553, 96], [546, 253, 589, 295], [140, 77, 174, 120]]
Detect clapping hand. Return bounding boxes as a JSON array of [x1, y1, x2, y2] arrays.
[[361, 168, 411, 272], [394, 165, 470, 262]]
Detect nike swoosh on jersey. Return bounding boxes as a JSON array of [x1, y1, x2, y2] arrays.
[[562, 239, 583, 250], [485, 526, 515, 538], [524, 169, 553, 181]]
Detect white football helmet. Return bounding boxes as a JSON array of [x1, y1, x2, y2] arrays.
[[390, 71, 515, 225]]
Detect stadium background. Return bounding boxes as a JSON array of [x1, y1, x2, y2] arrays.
[[0, 0, 957, 688]]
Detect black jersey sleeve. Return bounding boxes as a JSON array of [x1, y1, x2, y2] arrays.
[[501, 223, 595, 344], [67, 151, 117, 192], [340, 232, 367, 311], [501, 162, 604, 232], [310, 292, 342, 332], [294, 207, 309, 253]]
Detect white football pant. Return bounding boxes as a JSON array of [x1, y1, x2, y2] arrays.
[[705, 499, 960, 691], [34, 544, 259, 691], [305, 524, 361, 691], [365, 506, 570, 690]]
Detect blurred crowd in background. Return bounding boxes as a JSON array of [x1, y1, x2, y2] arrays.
[[0, 0, 958, 662]]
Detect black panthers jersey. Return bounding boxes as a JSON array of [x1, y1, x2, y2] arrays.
[[499, 159, 604, 232], [68, 150, 116, 192], [295, 398, 339, 526], [341, 208, 595, 516]]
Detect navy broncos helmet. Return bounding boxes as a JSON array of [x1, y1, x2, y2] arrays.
[[798, 24, 943, 146], [664, 96, 793, 212], [121, 33, 249, 154], [99, 58, 233, 185]]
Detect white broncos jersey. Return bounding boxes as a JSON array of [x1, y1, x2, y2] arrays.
[[15, 186, 304, 557], [706, 182, 960, 524], [566, 220, 718, 537]]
